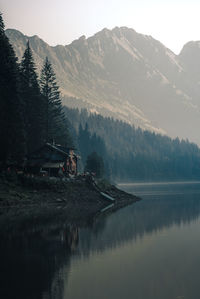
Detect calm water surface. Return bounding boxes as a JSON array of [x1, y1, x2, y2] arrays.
[[1, 182, 200, 299]]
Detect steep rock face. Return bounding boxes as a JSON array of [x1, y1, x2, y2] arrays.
[[5, 27, 200, 144], [179, 41, 200, 84]]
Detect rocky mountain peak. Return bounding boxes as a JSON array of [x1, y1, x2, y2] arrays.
[[179, 41, 200, 82], [5, 27, 200, 145], [180, 41, 200, 55]]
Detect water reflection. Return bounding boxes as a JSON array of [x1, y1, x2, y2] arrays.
[[0, 224, 79, 299], [1, 182, 200, 299], [78, 183, 200, 255]]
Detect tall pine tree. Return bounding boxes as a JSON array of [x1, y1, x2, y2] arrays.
[[0, 13, 25, 167], [20, 41, 44, 154], [40, 57, 71, 146], [85, 152, 104, 178]]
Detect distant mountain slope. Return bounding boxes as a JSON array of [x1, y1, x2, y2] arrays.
[[6, 27, 200, 145]]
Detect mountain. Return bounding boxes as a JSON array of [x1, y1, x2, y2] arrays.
[[179, 41, 200, 86], [5, 27, 200, 144]]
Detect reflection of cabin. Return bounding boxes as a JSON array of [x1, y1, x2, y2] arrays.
[[27, 143, 78, 176]]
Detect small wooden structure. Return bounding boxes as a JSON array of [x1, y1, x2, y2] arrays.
[[27, 143, 78, 176]]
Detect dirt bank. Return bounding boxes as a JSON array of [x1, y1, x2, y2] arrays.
[[0, 175, 140, 207], [0, 174, 141, 232]]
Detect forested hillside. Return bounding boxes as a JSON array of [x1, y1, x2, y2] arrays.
[[64, 107, 200, 181]]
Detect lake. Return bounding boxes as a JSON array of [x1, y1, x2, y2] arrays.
[[1, 181, 200, 299]]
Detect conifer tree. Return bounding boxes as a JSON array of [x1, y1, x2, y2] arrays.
[[0, 13, 25, 167], [40, 57, 71, 146], [20, 41, 44, 154], [78, 123, 91, 164], [85, 152, 104, 178]]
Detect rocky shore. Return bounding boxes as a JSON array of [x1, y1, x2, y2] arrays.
[[0, 174, 141, 232], [0, 174, 140, 207]]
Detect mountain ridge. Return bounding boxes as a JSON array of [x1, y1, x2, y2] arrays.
[[5, 27, 200, 145]]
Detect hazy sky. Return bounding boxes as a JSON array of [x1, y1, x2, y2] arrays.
[[1, 0, 200, 54]]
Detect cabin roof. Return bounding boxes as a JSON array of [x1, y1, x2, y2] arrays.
[[28, 143, 77, 166], [46, 143, 69, 156]]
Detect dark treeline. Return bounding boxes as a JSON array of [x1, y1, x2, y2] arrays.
[[64, 106, 200, 181], [0, 13, 71, 169]]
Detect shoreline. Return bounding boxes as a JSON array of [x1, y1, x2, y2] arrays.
[[0, 174, 140, 216], [0, 175, 141, 235], [117, 180, 200, 186]]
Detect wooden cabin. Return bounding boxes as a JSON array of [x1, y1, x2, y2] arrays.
[[27, 143, 78, 176]]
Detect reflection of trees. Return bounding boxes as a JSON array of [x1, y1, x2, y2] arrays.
[[0, 224, 79, 299], [63, 226, 79, 252], [1, 185, 200, 299], [77, 192, 200, 255]]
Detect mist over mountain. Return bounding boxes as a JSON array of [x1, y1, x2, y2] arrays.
[[6, 27, 200, 145]]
